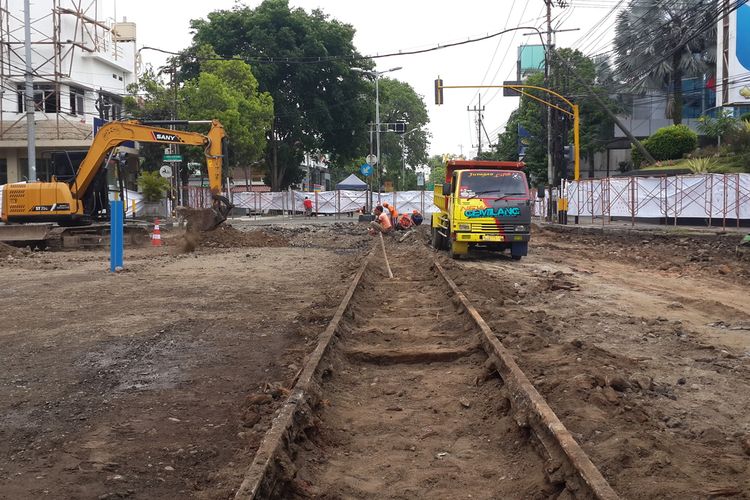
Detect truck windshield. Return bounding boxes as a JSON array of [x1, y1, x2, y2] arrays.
[[458, 171, 527, 199]]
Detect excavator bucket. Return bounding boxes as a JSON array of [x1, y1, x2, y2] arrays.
[[207, 194, 234, 230], [177, 195, 234, 232]]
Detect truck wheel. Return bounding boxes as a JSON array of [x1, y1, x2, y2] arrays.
[[449, 240, 468, 259], [511, 242, 528, 260], [449, 241, 460, 259], [431, 226, 440, 249]]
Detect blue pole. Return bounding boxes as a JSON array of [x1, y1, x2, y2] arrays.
[[110, 200, 124, 272]]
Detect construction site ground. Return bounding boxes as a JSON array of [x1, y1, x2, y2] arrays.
[[0, 221, 748, 498]]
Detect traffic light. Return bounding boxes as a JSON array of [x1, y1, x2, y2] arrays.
[[563, 144, 573, 163], [434, 78, 444, 105]]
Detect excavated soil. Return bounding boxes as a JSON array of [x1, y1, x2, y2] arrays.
[[0, 241, 24, 259], [3, 220, 749, 498], [439, 225, 750, 498], [285, 247, 553, 499], [0, 225, 368, 499], [165, 224, 290, 253]]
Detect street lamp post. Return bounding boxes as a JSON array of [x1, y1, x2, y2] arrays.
[[354, 66, 402, 203]]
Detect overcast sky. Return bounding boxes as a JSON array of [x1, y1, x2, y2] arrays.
[[114, 0, 619, 162]]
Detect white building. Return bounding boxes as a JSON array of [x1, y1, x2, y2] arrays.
[[0, 0, 137, 184]]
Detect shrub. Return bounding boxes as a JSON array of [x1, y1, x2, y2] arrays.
[[137, 171, 171, 202], [727, 120, 750, 154], [740, 112, 750, 122], [631, 125, 698, 167], [686, 157, 720, 173], [697, 111, 740, 147]]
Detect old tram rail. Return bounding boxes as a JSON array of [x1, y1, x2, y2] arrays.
[[232, 243, 619, 499]]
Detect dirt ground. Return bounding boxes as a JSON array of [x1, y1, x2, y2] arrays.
[[2, 221, 749, 499], [440, 226, 750, 498], [290, 251, 552, 499], [0, 225, 368, 499]]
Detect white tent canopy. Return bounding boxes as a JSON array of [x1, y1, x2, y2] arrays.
[[336, 173, 368, 191]]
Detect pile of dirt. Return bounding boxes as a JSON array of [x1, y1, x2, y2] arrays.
[[536, 225, 750, 282], [439, 236, 750, 499], [176, 206, 222, 232], [0, 241, 23, 259], [201, 225, 289, 248], [170, 224, 290, 252]]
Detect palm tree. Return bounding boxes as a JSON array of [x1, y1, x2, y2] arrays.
[[614, 0, 716, 125]]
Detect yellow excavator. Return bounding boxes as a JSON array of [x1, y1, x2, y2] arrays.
[[0, 119, 232, 248]]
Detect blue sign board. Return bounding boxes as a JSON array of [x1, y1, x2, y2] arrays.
[[360, 163, 373, 177], [518, 124, 531, 159]]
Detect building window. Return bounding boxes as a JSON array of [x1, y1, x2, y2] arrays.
[[16, 84, 60, 113], [0, 159, 7, 185], [97, 92, 123, 120], [69, 87, 85, 116]]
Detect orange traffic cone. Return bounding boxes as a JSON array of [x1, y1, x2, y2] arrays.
[[151, 218, 162, 247]]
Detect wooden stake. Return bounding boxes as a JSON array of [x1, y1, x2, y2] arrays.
[[379, 232, 394, 279]]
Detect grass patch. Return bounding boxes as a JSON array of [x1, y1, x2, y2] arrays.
[[638, 154, 750, 174]]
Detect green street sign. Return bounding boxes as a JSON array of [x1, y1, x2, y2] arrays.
[[163, 154, 183, 162]]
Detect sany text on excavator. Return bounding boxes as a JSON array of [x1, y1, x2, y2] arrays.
[[0, 119, 233, 248]]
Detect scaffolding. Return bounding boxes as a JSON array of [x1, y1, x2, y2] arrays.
[[568, 174, 750, 228], [0, 0, 122, 140]]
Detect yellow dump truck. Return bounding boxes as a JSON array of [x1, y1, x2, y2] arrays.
[[431, 160, 531, 260]]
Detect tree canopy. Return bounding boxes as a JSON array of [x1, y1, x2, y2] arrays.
[[180, 56, 274, 167], [373, 77, 430, 190], [487, 48, 615, 185], [124, 58, 273, 186], [188, 0, 373, 189], [614, 0, 716, 125]]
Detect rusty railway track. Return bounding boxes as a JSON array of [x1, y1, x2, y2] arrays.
[[232, 246, 619, 499]]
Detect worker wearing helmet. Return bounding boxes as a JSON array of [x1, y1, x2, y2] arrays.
[[383, 202, 398, 223], [397, 213, 413, 230], [411, 209, 424, 226]]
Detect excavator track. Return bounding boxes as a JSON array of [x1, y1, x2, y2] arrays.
[[0, 222, 149, 250]]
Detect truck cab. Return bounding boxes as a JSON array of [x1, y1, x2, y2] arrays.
[[432, 160, 531, 259]]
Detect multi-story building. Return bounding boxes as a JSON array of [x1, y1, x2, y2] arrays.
[[0, 0, 137, 185]]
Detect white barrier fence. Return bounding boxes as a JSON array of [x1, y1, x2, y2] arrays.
[[229, 189, 440, 215], [568, 173, 750, 225]]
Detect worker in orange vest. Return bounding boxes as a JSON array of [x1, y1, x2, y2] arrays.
[[397, 213, 413, 230], [383, 202, 398, 223]]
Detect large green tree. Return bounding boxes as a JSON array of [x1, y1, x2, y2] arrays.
[[124, 68, 177, 170], [188, 0, 373, 190], [124, 58, 273, 193], [614, 0, 716, 125], [180, 57, 274, 169], [373, 78, 430, 191]]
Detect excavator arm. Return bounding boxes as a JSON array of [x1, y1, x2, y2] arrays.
[[71, 119, 232, 228], [2, 119, 232, 230]]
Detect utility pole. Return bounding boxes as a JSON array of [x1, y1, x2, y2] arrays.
[[24, 0, 36, 180], [375, 73, 381, 202], [467, 93, 485, 157], [545, 0, 553, 187], [170, 60, 183, 207]]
